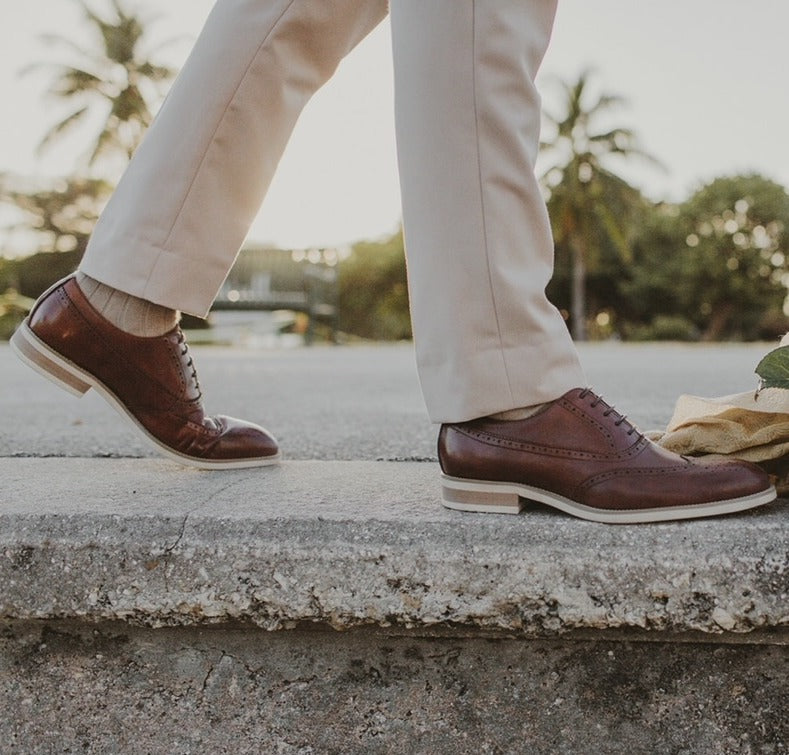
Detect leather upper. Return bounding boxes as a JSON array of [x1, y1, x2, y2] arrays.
[[28, 277, 279, 462], [439, 388, 770, 511]]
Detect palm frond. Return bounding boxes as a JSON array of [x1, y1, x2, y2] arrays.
[[591, 93, 628, 112], [110, 84, 151, 124], [136, 62, 176, 82], [36, 106, 90, 154], [589, 127, 635, 145], [88, 123, 120, 166], [46, 67, 104, 98], [30, 0, 176, 174]]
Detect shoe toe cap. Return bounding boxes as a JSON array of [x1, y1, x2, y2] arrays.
[[693, 456, 772, 498], [212, 415, 280, 461]]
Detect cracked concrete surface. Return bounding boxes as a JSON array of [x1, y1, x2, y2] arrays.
[[1, 458, 786, 636]]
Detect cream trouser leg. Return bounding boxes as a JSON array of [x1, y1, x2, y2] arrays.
[[80, 0, 585, 423], [81, 0, 388, 312], [390, 1, 584, 420]]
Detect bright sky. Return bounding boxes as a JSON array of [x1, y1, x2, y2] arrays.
[[1, 1, 788, 253]]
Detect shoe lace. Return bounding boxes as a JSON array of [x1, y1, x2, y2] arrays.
[[176, 330, 202, 398], [578, 388, 640, 437]]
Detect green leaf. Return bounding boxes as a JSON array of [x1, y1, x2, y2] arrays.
[[755, 345, 789, 391]]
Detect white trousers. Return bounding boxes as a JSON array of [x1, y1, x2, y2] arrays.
[[80, 0, 585, 422]]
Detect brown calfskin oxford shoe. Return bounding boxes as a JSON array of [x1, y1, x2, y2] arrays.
[[439, 388, 776, 524], [11, 276, 280, 469]]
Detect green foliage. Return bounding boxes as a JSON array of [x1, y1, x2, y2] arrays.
[[622, 315, 699, 342], [338, 231, 412, 341], [619, 203, 684, 326], [547, 177, 650, 327], [624, 175, 789, 341], [1, 174, 113, 258], [0, 313, 23, 341], [0, 250, 83, 300], [675, 175, 789, 340], [755, 345, 789, 391], [541, 71, 659, 340], [0, 290, 35, 340]]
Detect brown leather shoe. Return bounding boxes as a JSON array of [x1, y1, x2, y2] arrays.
[[11, 276, 280, 469], [439, 388, 776, 523]]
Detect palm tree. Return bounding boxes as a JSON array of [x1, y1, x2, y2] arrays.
[[541, 71, 658, 340], [1, 173, 113, 255], [29, 0, 176, 172]]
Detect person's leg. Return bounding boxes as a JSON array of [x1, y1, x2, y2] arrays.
[[81, 0, 388, 317], [390, 0, 774, 522], [13, 0, 387, 468], [390, 0, 584, 423]]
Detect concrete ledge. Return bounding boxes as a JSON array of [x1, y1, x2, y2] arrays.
[[3, 458, 789, 753], [2, 459, 787, 637]]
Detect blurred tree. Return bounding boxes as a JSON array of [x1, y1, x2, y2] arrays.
[[0, 249, 83, 302], [547, 176, 650, 338], [541, 71, 658, 340], [1, 0, 177, 298], [624, 175, 789, 341], [619, 202, 689, 333], [28, 0, 176, 171], [1, 175, 112, 257], [0, 174, 113, 308], [0, 288, 36, 340], [338, 230, 412, 341], [675, 175, 789, 340]]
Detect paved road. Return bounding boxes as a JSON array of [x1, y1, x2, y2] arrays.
[[0, 340, 776, 460]]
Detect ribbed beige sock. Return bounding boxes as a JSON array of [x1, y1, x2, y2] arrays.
[[76, 272, 178, 337], [488, 403, 550, 421]]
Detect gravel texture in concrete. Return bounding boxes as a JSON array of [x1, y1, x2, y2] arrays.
[[1, 458, 786, 636]]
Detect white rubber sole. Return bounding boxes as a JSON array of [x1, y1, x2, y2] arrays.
[[11, 321, 282, 470], [441, 474, 777, 524]]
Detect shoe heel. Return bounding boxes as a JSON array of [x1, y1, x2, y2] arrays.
[[11, 323, 91, 397], [441, 476, 524, 514]]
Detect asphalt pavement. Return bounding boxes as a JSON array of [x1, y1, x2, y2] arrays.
[[0, 339, 777, 461]]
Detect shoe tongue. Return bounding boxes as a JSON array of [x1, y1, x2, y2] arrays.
[[178, 346, 202, 402]]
